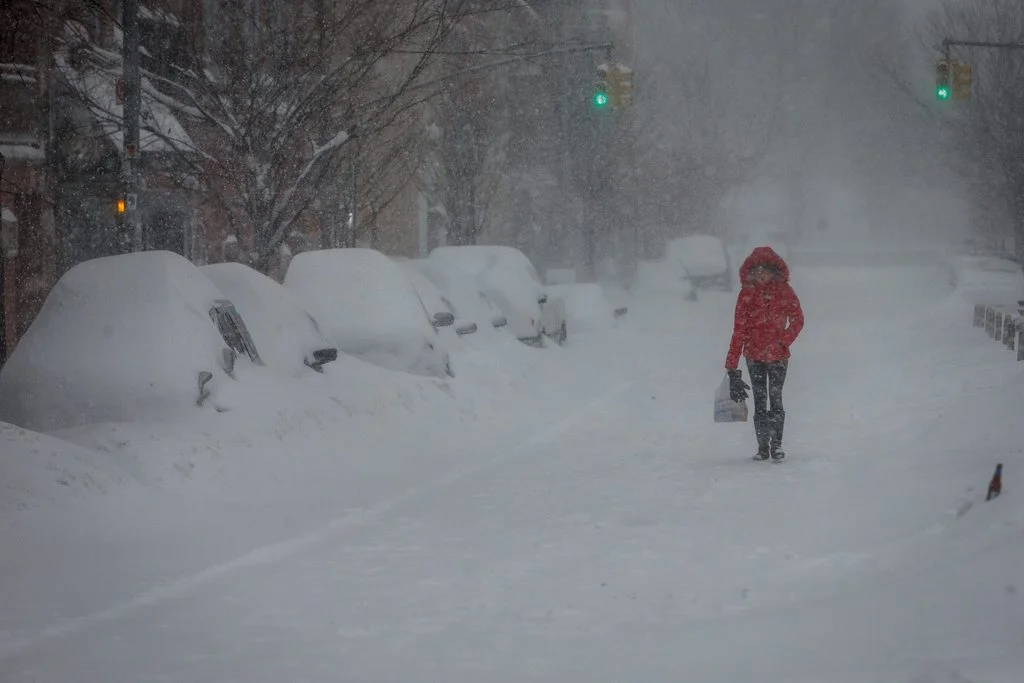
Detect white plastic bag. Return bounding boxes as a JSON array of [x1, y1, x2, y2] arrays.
[[714, 375, 748, 423]]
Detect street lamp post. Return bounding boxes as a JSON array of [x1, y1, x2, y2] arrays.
[[0, 151, 6, 364]]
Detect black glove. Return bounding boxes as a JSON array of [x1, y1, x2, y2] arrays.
[[727, 369, 750, 402]]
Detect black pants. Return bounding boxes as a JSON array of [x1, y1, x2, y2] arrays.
[[746, 360, 788, 453]]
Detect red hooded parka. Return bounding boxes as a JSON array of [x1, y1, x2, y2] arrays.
[[725, 247, 804, 370]]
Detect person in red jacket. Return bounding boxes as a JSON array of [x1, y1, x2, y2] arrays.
[[724, 246, 804, 461]]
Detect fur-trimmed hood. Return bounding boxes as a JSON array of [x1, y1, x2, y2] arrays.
[[738, 246, 790, 284]]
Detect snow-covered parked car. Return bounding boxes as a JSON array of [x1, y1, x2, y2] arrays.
[[284, 248, 452, 378], [666, 234, 731, 291], [633, 259, 694, 298], [394, 261, 470, 336], [202, 262, 338, 375], [546, 282, 618, 334], [406, 259, 509, 335], [429, 245, 567, 345], [0, 251, 259, 431]]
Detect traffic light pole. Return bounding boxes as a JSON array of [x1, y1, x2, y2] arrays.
[[939, 38, 1024, 101], [0, 151, 5, 365], [942, 37, 1024, 59], [122, 0, 143, 252]]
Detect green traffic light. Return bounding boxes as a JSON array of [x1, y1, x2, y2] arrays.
[[593, 91, 609, 108], [937, 86, 950, 101]]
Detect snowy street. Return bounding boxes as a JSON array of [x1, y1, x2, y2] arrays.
[[6, 1, 1024, 680], [2, 266, 1022, 682]]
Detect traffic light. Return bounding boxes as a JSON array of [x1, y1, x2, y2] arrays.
[[116, 197, 126, 214], [953, 61, 972, 101], [936, 59, 951, 101], [606, 64, 634, 108], [593, 65, 610, 109], [593, 62, 633, 109]]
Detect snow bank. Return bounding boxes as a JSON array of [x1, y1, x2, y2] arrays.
[[201, 262, 336, 375], [284, 249, 450, 378], [0, 251, 232, 431], [0, 422, 125, 514], [547, 283, 616, 333]]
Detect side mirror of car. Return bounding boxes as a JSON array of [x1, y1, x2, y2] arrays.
[[220, 347, 237, 377], [304, 347, 339, 373], [433, 311, 455, 328], [196, 371, 213, 406]]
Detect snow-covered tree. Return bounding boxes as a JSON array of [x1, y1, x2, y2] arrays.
[[62, 0, 510, 270]]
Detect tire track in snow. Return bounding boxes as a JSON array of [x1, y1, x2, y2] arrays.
[[0, 371, 658, 662]]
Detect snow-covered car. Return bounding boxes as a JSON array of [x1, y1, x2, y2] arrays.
[[429, 245, 567, 345], [633, 259, 694, 298], [394, 261, 471, 337], [546, 283, 618, 334], [666, 234, 731, 291], [946, 254, 1024, 307], [0, 251, 258, 431], [201, 262, 339, 375], [406, 258, 509, 335], [284, 248, 452, 378]]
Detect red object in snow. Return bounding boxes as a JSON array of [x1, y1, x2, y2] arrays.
[[725, 247, 805, 370], [987, 463, 1003, 501]]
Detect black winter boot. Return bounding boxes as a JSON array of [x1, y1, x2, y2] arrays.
[[753, 411, 771, 461], [770, 410, 786, 460]]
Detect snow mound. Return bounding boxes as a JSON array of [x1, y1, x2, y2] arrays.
[[547, 283, 616, 333], [0, 422, 123, 513], [0, 251, 232, 432], [284, 249, 450, 377]]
